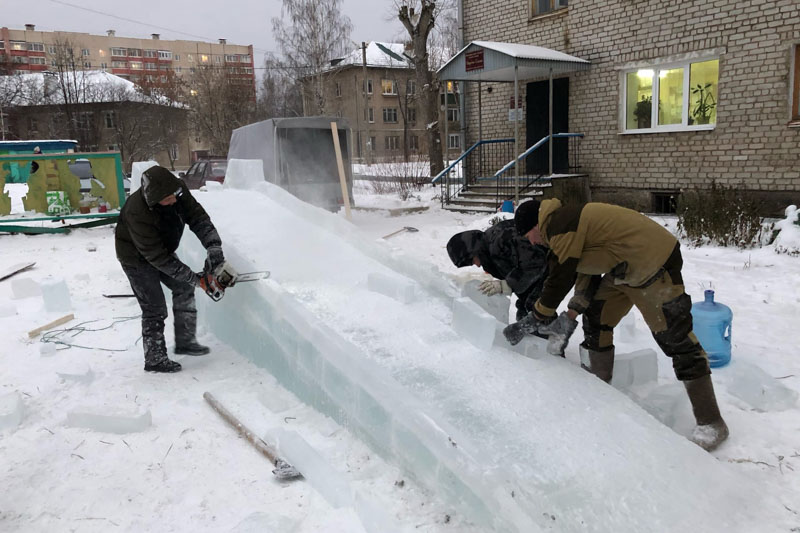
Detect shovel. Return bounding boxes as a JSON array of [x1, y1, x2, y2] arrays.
[[381, 226, 419, 239]]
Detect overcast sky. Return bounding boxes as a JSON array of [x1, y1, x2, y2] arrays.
[[2, 0, 406, 70]]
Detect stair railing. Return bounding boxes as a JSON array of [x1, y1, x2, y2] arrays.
[[431, 138, 514, 208]]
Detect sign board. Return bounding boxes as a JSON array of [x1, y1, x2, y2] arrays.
[[508, 109, 524, 122], [465, 49, 484, 72]]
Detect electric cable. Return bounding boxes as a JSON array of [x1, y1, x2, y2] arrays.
[[40, 315, 141, 352]]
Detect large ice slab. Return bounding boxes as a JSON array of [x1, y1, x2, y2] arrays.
[[180, 182, 772, 533], [366, 272, 416, 304], [461, 279, 510, 324], [11, 277, 41, 299], [725, 361, 798, 412], [611, 349, 659, 391], [41, 278, 72, 313], [0, 392, 24, 431], [67, 405, 152, 434], [451, 297, 496, 351]]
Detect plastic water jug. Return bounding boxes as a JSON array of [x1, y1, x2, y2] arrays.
[[691, 290, 732, 368], [501, 200, 514, 213]]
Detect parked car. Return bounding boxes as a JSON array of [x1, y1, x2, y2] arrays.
[[180, 159, 228, 189], [69, 159, 131, 194]]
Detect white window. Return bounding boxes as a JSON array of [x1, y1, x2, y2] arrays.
[[82, 61, 91, 68], [200, 54, 209, 63], [111, 47, 127, 57], [364, 107, 374, 123], [47, 45, 57, 54], [12, 56, 28, 64], [240, 54, 251, 62], [407, 107, 417, 123], [531, 0, 568, 16], [104, 111, 116, 128], [448, 134, 461, 149], [243, 67, 253, 74], [27, 42, 44, 52], [623, 58, 719, 132], [175, 66, 182, 72], [144, 50, 157, 58], [364, 79, 373, 95], [128, 49, 141, 57], [112, 60, 126, 68], [215, 55, 222, 63], [0, 41, 4, 50], [225, 54, 239, 62], [384, 136, 400, 151], [158, 50, 172, 60], [100, 62, 108, 69], [81, 48, 90, 56], [159, 65, 170, 71], [187, 54, 194, 62], [129, 61, 143, 70], [381, 79, 397, 95], [409, 134, 419, 151], [145, 62, 157, 70], [29, 57, 46, 65], [160, 75, 167, 82], [10, 41, 26, 51], [382, 108, 398, 123], [447, 108, 460, 122], [407, 79, 416, 95], [174, 54, 180, 61]]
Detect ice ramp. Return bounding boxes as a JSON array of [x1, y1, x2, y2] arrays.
[[179, 182, 766, 532]]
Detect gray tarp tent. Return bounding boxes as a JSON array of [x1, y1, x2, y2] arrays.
[[228, 117, 354, 211]]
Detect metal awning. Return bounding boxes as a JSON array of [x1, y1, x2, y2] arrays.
[[438, 41, 589, 82]]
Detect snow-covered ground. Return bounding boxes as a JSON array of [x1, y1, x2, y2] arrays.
[[1, 182, 799, 532]]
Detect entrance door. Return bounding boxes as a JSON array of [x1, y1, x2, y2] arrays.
[[525, 78, 569, 175]]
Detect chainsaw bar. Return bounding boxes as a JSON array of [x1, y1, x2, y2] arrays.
[[233, 271, 271, 284]]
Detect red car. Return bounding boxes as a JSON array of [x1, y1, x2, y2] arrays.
[[180, 159, 227, 189]]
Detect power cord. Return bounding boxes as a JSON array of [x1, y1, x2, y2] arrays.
[[40, 315, 141, 352]]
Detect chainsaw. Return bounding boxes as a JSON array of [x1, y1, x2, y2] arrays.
[[199, 262, 270, 301]]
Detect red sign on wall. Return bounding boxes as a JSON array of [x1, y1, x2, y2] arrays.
[[465, 49, 484, 72]]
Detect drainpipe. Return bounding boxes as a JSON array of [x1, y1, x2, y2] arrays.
[[549, 67, 553, 176], [514, 62, 519, 205], [457, 0, 466, 149]]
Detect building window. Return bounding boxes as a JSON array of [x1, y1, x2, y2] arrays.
[[144, 49, 157, 58], [111, 47, 127, 57], [12, 56, 28, 64], [28, 117, 38, 133], [128, 49, 141, 57], [27, 42, 45, 52], [47, 45, 57, 54], [652, 191, 678, 214], [446, 108, 460, 122], [200, 54, 209, 63], [215, 56, 222, 63], [82, 61, 91, 68], [335, 82, 341, 97], [384, 136, 400, 151], [407, 107, 417, 124], [623, 58, 719, 132], [100, 62, 108, 69], [364, 107, 374, 123], [792, 44, 800, 123], [368, 136, 376, 151], [108, 144, 119, 151], [382, 108, 398, 123], [174, 54, 180, 61], [76, 112, 94, 131], [381, 79, 397, 95], [129, 61, 143, 70], [364, 79, 373, 95], [81, 48, 90, 56], [29, 57, 46, 65], [0, 41, 4, 50], [225, 54, 239, 62], [158, 50, 172, 60], [145, 62, 157, 70], [241, 54, 251, 62], [448, 134, 461, 149], [104, 111, 116, 128], [243, 67, 253, 74], [111, 60, 126, 68], [159, 64, 171, 71], [531, 0, 567, 16], [10, 41, 26, 51], [407, 79, 416, 95], [409, 134, 419, 151]]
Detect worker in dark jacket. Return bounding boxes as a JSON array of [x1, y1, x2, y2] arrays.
[[504, 198, 729, 451], [115, 165, 225, 373], [447, 219, 549, 320]]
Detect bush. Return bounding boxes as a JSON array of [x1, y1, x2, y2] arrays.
[[366, 157, 429, 200], [676, 181, 765, 248]]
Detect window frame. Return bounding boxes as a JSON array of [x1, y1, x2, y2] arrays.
[[791, 44, 800, 124], [381, 79, 397, 96], [447, 133, 461, 150], [620, 56, 719, 134], [530, 0, 567, 18], [407, 107, 417, 124], [382, 108, 398, 123]]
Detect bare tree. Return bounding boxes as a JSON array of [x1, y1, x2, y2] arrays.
[[270, 0, 353, 115], [398, 0, 447, 177], [188, 66, 256, 154], [256, 58, 303, 119]]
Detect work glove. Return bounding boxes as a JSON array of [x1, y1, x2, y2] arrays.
[[503, 311, 554, 346], [205, 245, 225, 274], [479, 279, 512, 296], [539, 311, 579, 356]]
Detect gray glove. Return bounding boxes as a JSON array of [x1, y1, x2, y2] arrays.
[[539, 311, 579, 356], [479, 279, 512, 296], [205, 245, 225, 274], [503, 312, 546, 346]]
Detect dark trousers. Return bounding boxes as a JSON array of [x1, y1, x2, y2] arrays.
[[121, 262, 197, 364], [580, 245, 710, 381]]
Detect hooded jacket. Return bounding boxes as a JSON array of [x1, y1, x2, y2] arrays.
[[115, 167, 221, 284], [476, 219, 548, 296], [534, 199, 678, 317]]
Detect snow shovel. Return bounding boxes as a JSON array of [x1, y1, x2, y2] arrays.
[[203, 392, 302, 480], [382, 226, 419, 239]]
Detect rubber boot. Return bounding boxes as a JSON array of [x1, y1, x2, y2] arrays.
[[142, 319, 181, 372], [579, 345, 614, 383], [684, 374, 729, 451], [174, 305, 210, 356]]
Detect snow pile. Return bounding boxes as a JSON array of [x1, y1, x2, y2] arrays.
[[773, 204, 800, 255], [177, 177, 775, 532]]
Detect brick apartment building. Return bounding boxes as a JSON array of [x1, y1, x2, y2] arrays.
[[0, 25, 255, 91], [302, 42, 462, 163], [455, 0, 799, 214]]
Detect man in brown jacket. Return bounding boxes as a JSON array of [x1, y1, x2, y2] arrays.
[[503, 198, 729, 451]]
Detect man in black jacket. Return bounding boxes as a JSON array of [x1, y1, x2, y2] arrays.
[[447, 219, 549, 321], [115, 165, 225, 373]]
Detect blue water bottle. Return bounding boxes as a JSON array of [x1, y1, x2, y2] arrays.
[[691, 290, 732, 368]]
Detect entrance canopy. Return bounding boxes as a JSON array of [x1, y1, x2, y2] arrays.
[[438, 41, 589, 82]]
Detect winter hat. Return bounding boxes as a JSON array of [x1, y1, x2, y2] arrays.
[[514, 199, 540, 236], [142, 165, 182, 206], [446, 230, 484, 268]]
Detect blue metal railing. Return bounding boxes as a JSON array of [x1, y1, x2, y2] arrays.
[[432, 139, 514, 208], [494, 133, 584, 179]]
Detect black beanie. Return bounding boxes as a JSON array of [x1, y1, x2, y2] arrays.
[[446, 230, 484, 268], [514, 199, 541, 235]]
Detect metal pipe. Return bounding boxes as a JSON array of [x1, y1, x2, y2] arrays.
[[514, 63, 519, 205], [362, 42, 371, 165], [549, 67, 553, 176]]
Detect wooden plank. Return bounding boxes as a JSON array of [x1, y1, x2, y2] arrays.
[[28, 313, 75, 338], [330, 121, 352, 221], [0, 262, 36, 282]]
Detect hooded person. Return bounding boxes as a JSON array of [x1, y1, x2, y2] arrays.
[[115, 165, 226, 373], [447, 218, 549, 320], [504, 198, 729, 452]]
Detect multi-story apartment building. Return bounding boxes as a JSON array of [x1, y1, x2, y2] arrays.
[[302, 42, 462, 164], [454, 0, 799, 214], [0, 25, 255, 91]]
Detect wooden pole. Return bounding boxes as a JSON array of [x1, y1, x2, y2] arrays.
[[28, 313, 74, 338], [330, 121, 352, 221]]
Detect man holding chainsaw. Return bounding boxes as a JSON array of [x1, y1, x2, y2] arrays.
[[503, 198, 729, 451], [115, 165, 225, 373]]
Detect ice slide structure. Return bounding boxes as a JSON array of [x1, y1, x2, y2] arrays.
[[178, 168, 768, 532]]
